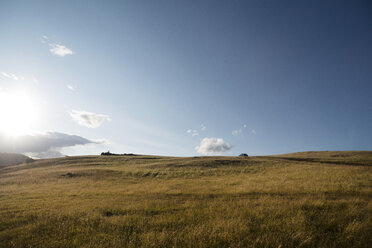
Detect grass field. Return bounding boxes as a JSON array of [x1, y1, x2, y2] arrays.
[[0, 151, 371, 247]]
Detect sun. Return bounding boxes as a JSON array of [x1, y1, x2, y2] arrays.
[[0, 91, 40, 136]]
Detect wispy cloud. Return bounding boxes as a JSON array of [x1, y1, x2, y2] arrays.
[[187, 124, 206, 137], [187, 129, 199, 136], [70, 110, 111, 128], [1, 72, 19, 80], [40, 35, 49, 43], [232, 129, 242, 136], [49, 43, 74, 57], [251, 129, 256, 134], [42, 36, 74, 56], [196, 137, 231, 155], [66, 84, 75, 91], [232, 124, 247, 136], [0, 132, 100, 158]]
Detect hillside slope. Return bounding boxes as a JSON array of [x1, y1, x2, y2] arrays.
[[0, 152, 33, 167], [0, 151, 371, 247], [270, 150, 372, 166]]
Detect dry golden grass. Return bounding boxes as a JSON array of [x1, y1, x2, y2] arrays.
[[0, 151, 371, 247]]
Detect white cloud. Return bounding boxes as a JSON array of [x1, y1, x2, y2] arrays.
[[232, 129, 242, 136], [70, 110, 111, 128], [1, 72, 19, 80], [187, 129, 199, 136], [232, 124, 248, 136], [66, 84, 75, 91], [41, 36, 74, 56], [0, 132, 99, 158], [187, 125, 205, 136], [251, 129, 256, 134], [41, 35, 49, 43], [49, 43, 74, 57], [195, 137, 231, 155]]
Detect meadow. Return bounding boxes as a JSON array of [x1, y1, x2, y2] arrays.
[[0, 151, 371, 247]]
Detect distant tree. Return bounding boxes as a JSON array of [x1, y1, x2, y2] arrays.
[[239, 153, 248, 157], [101, 151, 137, 156]]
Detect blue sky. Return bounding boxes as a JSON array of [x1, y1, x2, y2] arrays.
[[0, 0, 371, 157]]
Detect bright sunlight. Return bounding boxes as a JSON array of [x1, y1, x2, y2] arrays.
[[0, 91, 40, 135]]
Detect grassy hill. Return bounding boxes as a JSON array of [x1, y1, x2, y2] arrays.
[[0, 153, 33, 167], [0, 151, 371, 247]]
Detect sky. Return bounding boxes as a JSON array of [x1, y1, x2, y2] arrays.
[[0, 0, 371, 158]]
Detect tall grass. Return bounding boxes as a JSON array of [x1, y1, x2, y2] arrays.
[[0, 152, 371, 247]]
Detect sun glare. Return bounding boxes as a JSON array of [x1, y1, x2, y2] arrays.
[[0, 91, 40, 136]]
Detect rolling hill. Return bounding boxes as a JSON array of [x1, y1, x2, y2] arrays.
[[0, 151, 371, 247], [0, 153, 33, 167]]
